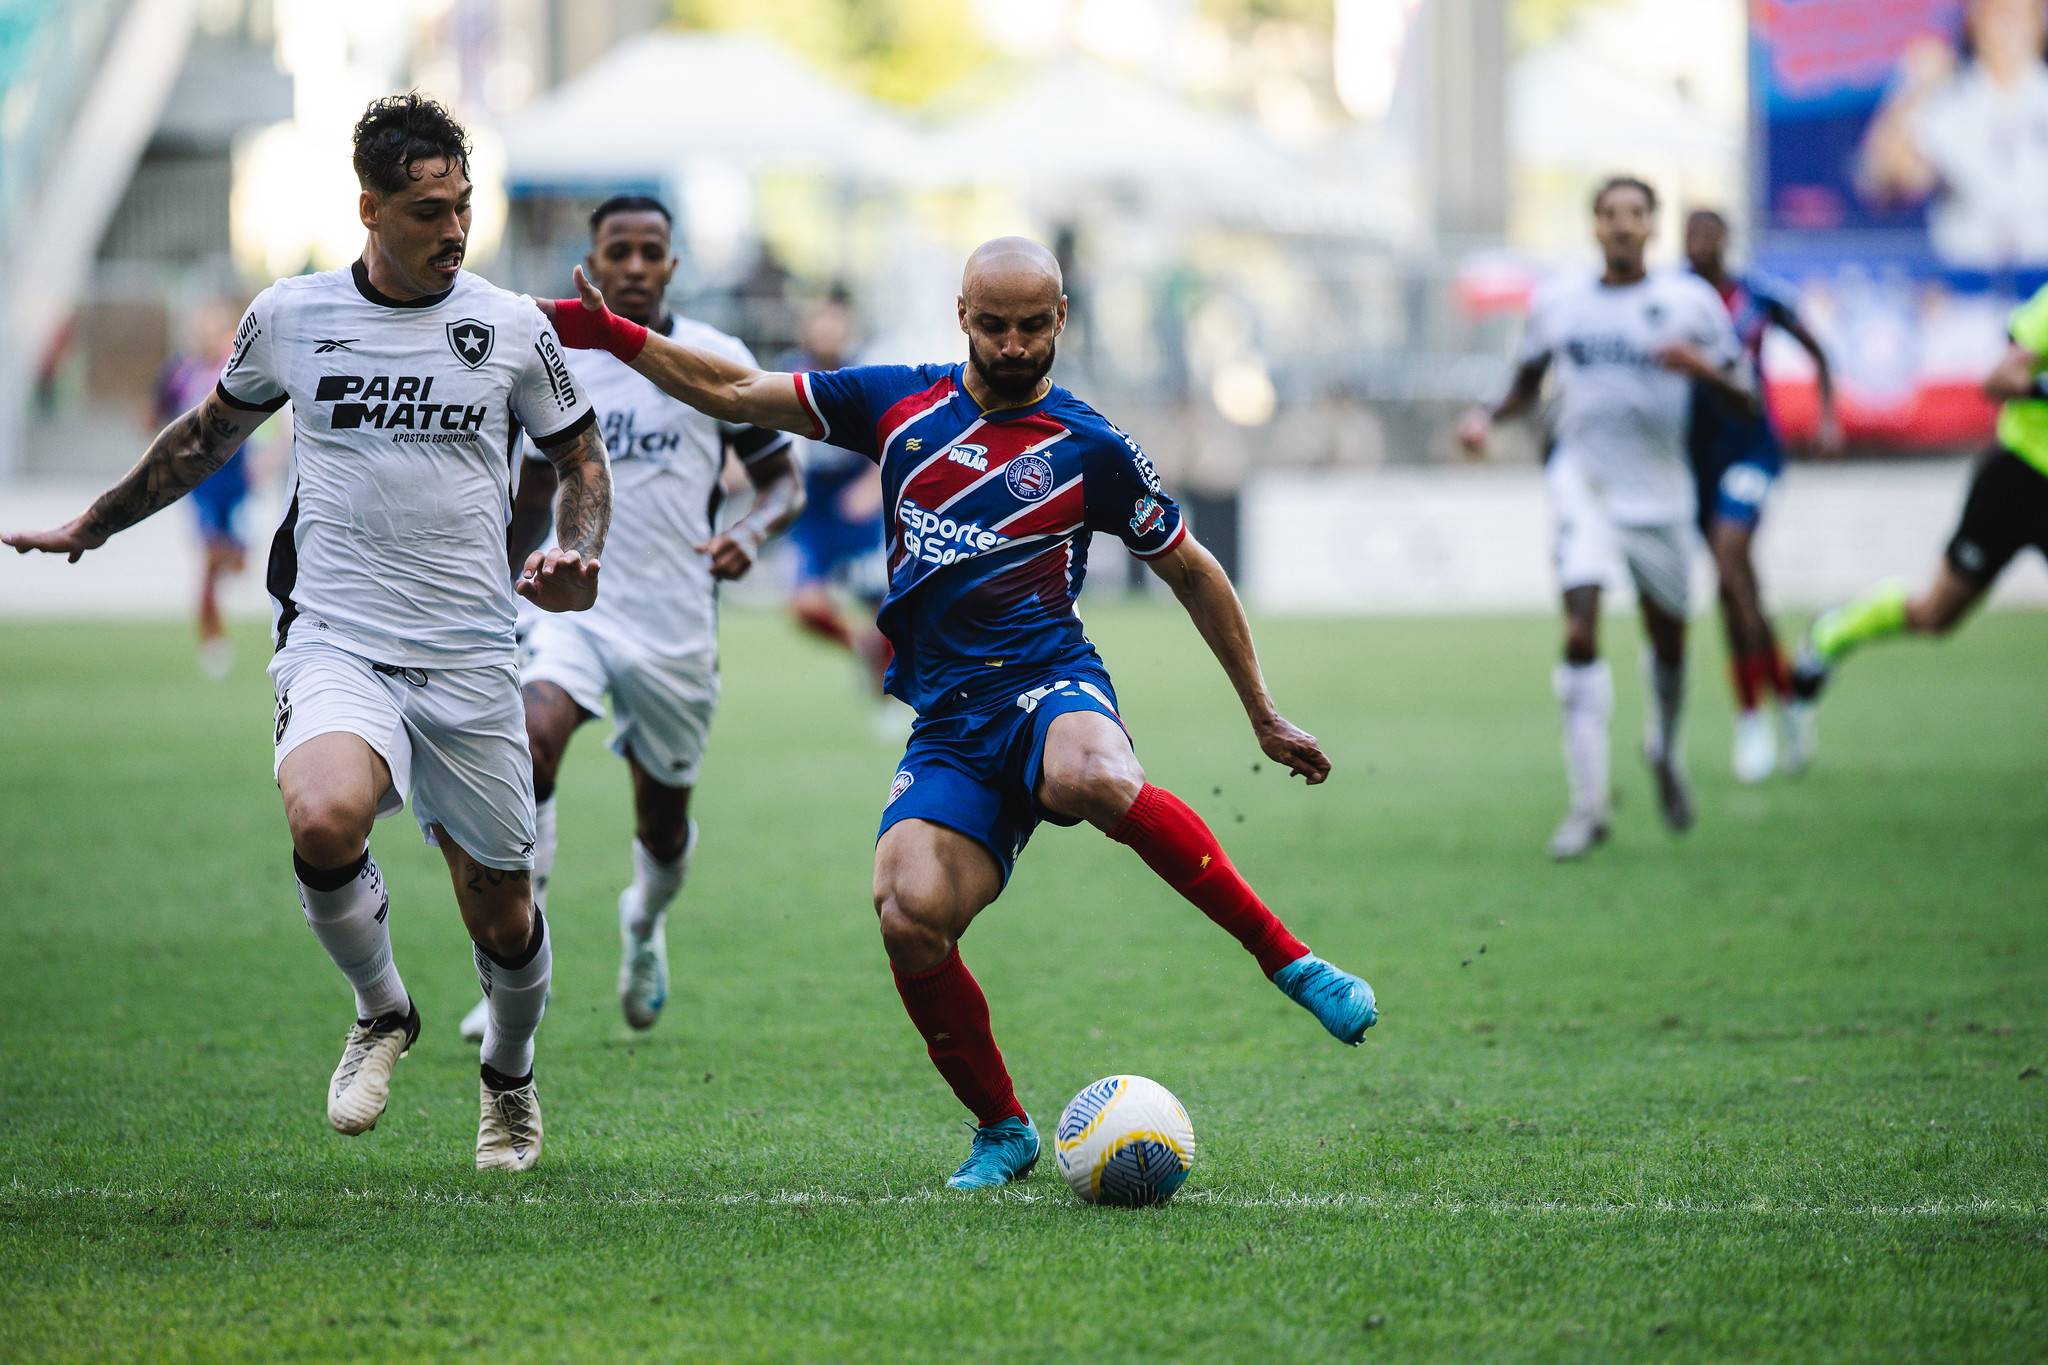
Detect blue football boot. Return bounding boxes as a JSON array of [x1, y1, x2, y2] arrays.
[[945, 1114, 1041, 1190], [1272, 953, 1377, 1045]]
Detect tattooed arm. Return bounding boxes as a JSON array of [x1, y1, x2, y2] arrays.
[[514, 423, 611, 612], [4, 392, 267, 561]]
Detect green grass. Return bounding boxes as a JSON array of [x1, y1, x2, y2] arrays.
[[2, 604, 2044, 1361]]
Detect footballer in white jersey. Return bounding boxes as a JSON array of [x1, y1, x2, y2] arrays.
[[6, 95, 612, 1170], [1462, 175, 1751, 861], [459, 194, 801, 1044]]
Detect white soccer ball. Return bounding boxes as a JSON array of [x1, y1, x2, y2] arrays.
[[1054, 1074, 1196, 1206]]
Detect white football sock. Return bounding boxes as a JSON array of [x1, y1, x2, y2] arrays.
[[623, 828, 692, 938], [476, 910, 551, 1080], [531, 796, 559, 917], [1644, 653, 1687, 761], [295, 848, 409, 1020], [1553, 660, 1613, 816]]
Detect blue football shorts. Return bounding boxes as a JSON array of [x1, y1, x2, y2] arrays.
[[877, 664, 1126, 885]]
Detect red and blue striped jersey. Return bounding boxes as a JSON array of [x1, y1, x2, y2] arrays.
[[794, 362, 1186, 715]]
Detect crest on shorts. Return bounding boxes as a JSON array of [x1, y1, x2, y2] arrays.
[[1005, 453, 1055, 502], [446, 319, 495, 370], [887, 770, 915, 805]]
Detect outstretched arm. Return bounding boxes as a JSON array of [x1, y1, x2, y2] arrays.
[[1982, 340, 2046, 401], [698, 448, 805, 581], [516, 424, 611, 612], [1458, 356, 1550, 455], [1776, 310, 1842, 454], [539, 267, 814, 434], [4, 391, 267, 561], [1145, 533, 1331, 785]]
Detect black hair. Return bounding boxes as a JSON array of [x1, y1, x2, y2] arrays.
[[590, 194, 674, 237], [1686, 207, 1728, 230], [1592, 175, 1658, 214], [352, 93, 471, 195]]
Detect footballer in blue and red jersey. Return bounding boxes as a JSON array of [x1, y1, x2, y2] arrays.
[[1682, 208, 1840, 776], [539, 236, 1376, 1191], [1683, 211, 1839, 536], [794, 359, 1185, 879]]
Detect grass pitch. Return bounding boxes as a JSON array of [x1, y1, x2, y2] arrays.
[[1, 602, 2044, 1361]]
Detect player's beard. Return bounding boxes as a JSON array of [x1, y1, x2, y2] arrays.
[[971, 338, 1056, 405]]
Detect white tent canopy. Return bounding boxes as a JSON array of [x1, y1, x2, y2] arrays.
[[916, 60, 1304, 194], [500, 31, 917, 185], [1507, 44, 1738, 167]]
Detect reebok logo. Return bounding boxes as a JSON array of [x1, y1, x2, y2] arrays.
[[314, 338, 357, 354]]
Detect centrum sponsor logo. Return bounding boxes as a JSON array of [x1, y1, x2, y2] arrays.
[[898, 498, 1003, 565]]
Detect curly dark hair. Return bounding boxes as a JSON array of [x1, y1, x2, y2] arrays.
[[1591, 175, 1658, 215], [351, 92, 471, 195]]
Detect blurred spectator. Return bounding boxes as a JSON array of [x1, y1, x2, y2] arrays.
[[1859, 0, 2048, 268]]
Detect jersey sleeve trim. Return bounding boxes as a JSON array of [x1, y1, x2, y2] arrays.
[[793, 371, 829, 440], [1129, 519, 1188, 560], [731, 426, 794, 465], [214, 379, 286, 414], [528, 405, 596, 451]]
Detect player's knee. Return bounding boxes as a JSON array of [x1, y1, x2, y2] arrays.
[[636, 810, 690, 863], [527, 737, 565, 802], [467, 896, 535, 961], [285, 790, 374, 869], [872, 881, 955, 969], [1041, 745, 1143, 823]]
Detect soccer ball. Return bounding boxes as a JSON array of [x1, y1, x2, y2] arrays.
[[1054, 1074, 1195, 1206]]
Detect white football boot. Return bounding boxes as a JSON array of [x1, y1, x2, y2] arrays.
[[458, 997, 489, 1043], [327, 1001, 420, 1135], [1779, 699, 1817, 776], [1731, 709, 1777, 784], [476, 1077, 543, 1171], [618, 820, 695, 1031], [1547, 807, 1611, 861], [618, 884, 669, 1032]]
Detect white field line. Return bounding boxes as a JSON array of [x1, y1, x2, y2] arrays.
[[6, 1180, 2044, 1219]]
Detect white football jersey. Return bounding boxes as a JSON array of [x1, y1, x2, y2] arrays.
[[219, 262, 594, 668], [526, 316, 791, 656], [1520, 271, 1742, 525]]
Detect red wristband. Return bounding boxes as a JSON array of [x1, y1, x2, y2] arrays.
[[548, 301, 648, 363]]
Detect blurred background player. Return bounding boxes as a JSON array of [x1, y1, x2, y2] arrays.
[[156, 297, 261, 679], [8, 94, 611, 1172], [778, 294, 897, 723], [461, 194, 801, 1043], [1462, 177, 1749, 860], [539, 236, 1376, 1190], [1794, 279, 2048, 705], [1682, 208, 1840, 783]]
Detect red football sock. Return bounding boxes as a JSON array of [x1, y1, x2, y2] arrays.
[[1730, 653, 1768, 711], [1768, 647, 1795, 700], [793, 599, 856, 651], [1108, 783, 1309, 977], [890, 947, 1025, 1127]]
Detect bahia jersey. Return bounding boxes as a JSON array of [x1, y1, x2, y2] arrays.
[[1690, 269, 1800, 448], [525, 315, 790, 656], [793, 362, 1185, 715], [218, 261, 594, 669], [1521, 270, 1742, 525]]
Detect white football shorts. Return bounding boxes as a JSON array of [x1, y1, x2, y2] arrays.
[[521, 613, 719, 789], [1547, 455, 1695, 618], [269, 634, 537, 870]]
